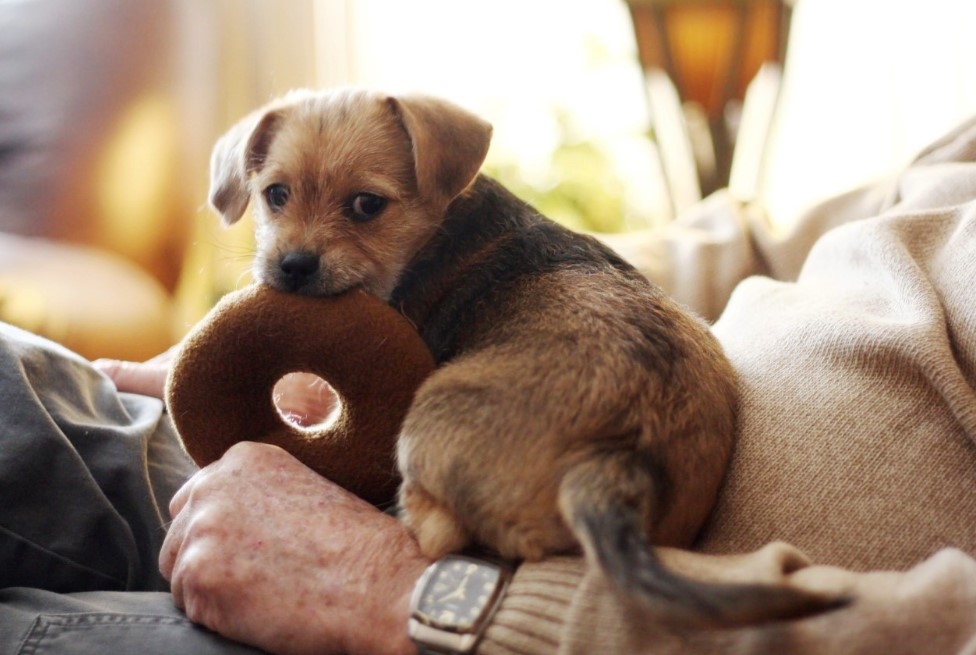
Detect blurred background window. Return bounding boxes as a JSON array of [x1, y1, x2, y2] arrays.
[[324, 0, 669, 234]]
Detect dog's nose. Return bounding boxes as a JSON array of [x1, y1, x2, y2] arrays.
[[279, 251, 320, 290]]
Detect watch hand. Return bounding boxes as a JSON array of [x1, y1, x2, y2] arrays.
[[437, 589, 463, 603], [437, 570, 474, 603]]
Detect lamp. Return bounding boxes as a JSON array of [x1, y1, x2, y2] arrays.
[[626, 0, 791, 204]]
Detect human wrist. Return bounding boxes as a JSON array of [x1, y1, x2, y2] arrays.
[[389, 556, 430, 655], [350, 529, 431, 655]]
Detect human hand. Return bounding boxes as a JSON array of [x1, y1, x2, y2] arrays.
[[95, 352, 338, 427], [93, 347, 176, 399], [160, 441, 429, 655]]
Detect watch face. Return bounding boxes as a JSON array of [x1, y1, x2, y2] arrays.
[[414, 557, 503, 632]]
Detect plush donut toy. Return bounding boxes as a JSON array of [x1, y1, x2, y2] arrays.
[[165, 284, 435, 505]]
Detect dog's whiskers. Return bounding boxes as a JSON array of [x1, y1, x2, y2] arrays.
[[234, 268, 254, 288]]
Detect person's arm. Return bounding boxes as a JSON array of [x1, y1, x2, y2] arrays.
[[477, 543, 976, 655], [601, 116, 976, 324], [598, 180, 893, 322], [157, 443, 976, 655]]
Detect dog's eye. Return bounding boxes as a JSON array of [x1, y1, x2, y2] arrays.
[[264, 184, 290, 212], [348, 192, 387, 222]]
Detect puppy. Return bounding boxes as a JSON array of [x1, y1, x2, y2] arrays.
[[208, 88, 841, 625]]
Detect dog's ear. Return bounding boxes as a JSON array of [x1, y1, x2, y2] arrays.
[[208, 108, 285, 225], [387, 95, 492, 207]]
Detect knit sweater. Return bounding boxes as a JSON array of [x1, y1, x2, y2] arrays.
[[477, 116, 976, 654]]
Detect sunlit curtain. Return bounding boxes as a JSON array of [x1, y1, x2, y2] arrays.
[[759, 0, 976, 227], [170, 0, 318, 327], [327, 0, 671, 233]]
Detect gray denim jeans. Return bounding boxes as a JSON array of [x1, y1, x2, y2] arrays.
[[0, 322, 264, 654]]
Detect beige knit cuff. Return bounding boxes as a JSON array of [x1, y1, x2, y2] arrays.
[[478, 557, 585, 655]]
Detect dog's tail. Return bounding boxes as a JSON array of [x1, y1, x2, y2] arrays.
[[557, 452, 847, 627]]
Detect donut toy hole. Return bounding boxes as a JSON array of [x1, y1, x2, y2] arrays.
[[272, 371, 341, 431]]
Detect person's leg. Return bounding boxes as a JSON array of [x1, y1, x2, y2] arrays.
[[0, 323, 262, 653], [0, 590, 265, 654], [0, 321, 191, 592]]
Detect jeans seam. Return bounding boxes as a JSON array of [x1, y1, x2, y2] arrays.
[[18, 613, 196, 655], [17, 616, 44, 655]]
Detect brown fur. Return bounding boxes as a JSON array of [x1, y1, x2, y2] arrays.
[[208, 88, 845, 625]]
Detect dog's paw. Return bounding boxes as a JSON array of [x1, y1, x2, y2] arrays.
[[400, 482, 469, 559], [493, 515, 577, 562]]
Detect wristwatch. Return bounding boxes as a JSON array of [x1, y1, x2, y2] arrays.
[[407, 554, 511, 654]]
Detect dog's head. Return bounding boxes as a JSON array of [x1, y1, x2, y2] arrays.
[[209, 88, 492, 298]]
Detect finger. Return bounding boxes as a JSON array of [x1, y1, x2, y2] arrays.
[[146, 345, 179, 367], [159, 501, 186, 583], [92, 359, 169, 399], [159, 468, 206, 580], [169, 575, 186, 611], [169, 468, 208, 519], [165, 543, 197, 616]]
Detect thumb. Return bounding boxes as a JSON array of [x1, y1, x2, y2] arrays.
[[93, 358, 169, 399]]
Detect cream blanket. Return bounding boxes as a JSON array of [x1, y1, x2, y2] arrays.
[[478, 117, 976, 654]]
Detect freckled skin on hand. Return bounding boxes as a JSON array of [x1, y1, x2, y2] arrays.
[[161, 442, 429, 655]]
